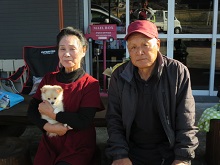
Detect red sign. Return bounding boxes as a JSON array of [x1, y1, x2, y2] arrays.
[[85, 24, 117, 41]]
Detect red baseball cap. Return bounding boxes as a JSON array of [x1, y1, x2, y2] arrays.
[[124, 20, 158, 40]]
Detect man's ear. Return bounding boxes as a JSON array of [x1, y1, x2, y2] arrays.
[[157, 39, 160, 51]]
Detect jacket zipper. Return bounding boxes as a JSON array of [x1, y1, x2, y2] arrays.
[[161, 90, 173, 146], [162, 91, 170, 126]]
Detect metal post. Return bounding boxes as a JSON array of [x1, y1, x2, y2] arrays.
[[103, 40, 107, 93], [94, 48, 101, 80], [58, 0, 64, 30]]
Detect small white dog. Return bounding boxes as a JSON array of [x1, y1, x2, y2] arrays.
[[41, 85, 70, 137]]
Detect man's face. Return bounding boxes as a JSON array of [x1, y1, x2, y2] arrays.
[[127, 33, 160, 69]]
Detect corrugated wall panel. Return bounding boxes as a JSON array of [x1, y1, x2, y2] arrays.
[[63, 0, 84, 30], [0, 0, 84, 59]]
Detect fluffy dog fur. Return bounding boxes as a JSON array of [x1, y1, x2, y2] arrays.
[[41, 85, 65, 137]]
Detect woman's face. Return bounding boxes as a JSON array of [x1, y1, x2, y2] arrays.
[[58, 35, 86, 73], [127, 33, 160, 70]]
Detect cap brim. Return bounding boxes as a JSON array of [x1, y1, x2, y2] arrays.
[[124, 30, 156, 40]]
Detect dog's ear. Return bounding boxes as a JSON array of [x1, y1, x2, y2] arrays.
[[41, 87, 46, 93], [56, 87, 63, 93]]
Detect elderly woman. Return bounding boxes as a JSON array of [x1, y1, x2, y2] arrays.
[[28, 27, 104, 165]]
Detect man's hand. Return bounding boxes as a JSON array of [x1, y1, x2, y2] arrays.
[[112, 158, 132, 165], [172, 160, 189, 165]]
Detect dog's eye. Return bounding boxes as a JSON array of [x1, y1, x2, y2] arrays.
[[48, 98, 51, 100], [54, 97, 57, 100]]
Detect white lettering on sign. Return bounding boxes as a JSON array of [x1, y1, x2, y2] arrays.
[[104, 26, 114, 30], [41, 50, 56, 55], [93, 25, 115, 31], [96, 32, 111, 34], [99, 37, 107, 39], [94, 26, 104, 30]]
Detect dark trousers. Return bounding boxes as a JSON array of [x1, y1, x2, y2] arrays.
[[106, 155, 174, 165], [129, 154, 174, 165], [128, 142, 175, 165]]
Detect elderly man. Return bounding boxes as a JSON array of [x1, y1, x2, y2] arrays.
[[105, 20, 199, 165]]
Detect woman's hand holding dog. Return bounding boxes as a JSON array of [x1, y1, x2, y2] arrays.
[[39, 100, 70, 136], [43, 122, 68, 136], [39, 100, 56, 120]]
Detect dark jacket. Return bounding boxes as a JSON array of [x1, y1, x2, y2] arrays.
[[105, 53, 199, 162]]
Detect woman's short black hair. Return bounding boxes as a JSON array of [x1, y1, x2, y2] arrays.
[[56, 26, 88, 51]]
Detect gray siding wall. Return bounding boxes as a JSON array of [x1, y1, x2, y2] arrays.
[[0, 0, 84, 59]]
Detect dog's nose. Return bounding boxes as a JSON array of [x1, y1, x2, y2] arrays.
[[51, 102, 54, 105]]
